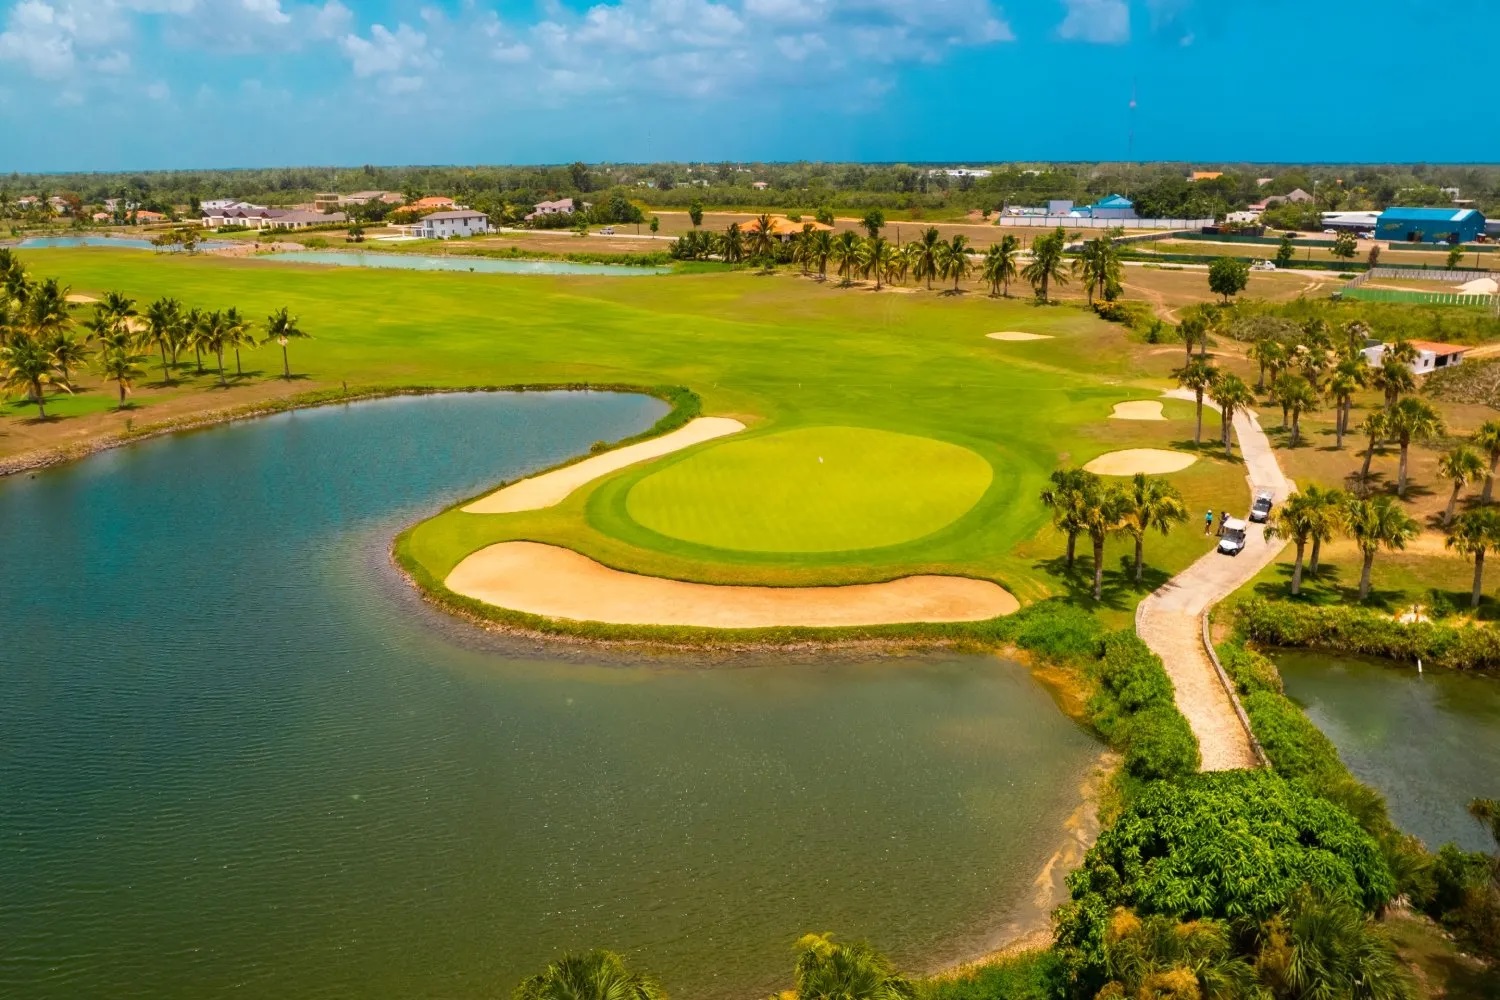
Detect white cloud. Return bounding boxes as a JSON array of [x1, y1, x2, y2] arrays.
[[341, 22, 431, 78], [1057, 0, 1129, 43]]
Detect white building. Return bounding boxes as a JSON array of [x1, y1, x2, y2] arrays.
[[262, 210, 346, 231], [1362, 340, 1468, 375], [416, 210, 491, 239], [202, 199, 265, 212], [1224, 210, 1262, 224]]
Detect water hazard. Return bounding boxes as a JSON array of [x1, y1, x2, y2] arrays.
[[0, 391, 1099, 999], [271, 250, 669, 275]]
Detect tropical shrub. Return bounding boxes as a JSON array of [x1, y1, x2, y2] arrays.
[[1238, 598, 1500, 670], [1004, 600, 1105, 662], [918, 950, 1062, 1000]]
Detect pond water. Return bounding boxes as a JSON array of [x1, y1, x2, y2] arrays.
[[0, 390, 1099, 1000], [14, 236, 233, 251], [1277, 651, 1500, 851], [270, 250, 670, 275]]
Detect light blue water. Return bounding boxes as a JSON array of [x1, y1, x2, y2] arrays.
[[0, 390, 1099, 1000], [15, 236, 233, 251], [271, 250, 670, 276]]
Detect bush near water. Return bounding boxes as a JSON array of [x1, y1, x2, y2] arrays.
[[1238, 597, 1500, 670]]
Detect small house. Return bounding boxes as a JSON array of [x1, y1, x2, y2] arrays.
[[416, 210, 491, 239], [1362, 340, 1468, 374]]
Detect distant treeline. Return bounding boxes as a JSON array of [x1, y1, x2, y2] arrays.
[[4, 161, 1499, 223]]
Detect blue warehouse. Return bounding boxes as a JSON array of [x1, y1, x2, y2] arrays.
[[1376, 206, 1487, 244]]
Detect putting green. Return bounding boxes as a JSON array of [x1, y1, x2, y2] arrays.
[[623, 426, 993, 553]]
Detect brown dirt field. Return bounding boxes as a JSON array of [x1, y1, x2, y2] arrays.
[[445, 541, 1019, 628]]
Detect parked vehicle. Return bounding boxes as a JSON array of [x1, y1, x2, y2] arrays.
[[1218, 518, 1249, 555], [1249, 491, 1274, 523], [1253, 260, 1277, 271]]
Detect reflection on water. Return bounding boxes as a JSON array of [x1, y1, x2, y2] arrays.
[[1276, 651, 1500, 851], [0, 390, 1098, 1000]]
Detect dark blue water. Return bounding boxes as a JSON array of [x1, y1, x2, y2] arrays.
[[0, 391, 1099, 1000]]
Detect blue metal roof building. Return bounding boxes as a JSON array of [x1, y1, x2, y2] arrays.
[[1376, 206, 1486, 244], [1085, 194, 1138, 220]]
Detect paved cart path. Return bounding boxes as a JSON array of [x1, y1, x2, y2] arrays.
[[1136, 391, 1291, 771]]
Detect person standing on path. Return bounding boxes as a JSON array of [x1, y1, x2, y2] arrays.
[[1218, 510, 1229, 537], [1204, 509, 1214, 534]]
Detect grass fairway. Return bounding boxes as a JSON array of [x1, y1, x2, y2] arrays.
[[622, 426, 993, 553], [11, 248, 1252, 628]]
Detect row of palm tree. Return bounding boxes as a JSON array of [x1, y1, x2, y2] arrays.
[[1040, 468, 1189, 600]]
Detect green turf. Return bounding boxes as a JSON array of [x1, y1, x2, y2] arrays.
[[13, 248, 1251, 627], [623, 426, 992, 553]]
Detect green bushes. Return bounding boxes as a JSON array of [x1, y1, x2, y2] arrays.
[[1238, 598, 1500, 670], [1004, 600, 1106, 662], [918, 950, 1063, 1000], [1113, 706, 1200, 781], [1091, 300, 1159, 338], [1088, 632, 1200, 780]]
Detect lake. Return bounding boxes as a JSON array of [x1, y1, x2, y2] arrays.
[[270, 251, 670, 275], [0, 391, 1099, 1000], [1277, 651, 1500, 851], [14, 236, 234, 251]]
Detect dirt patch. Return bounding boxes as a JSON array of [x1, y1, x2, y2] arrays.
[[463, 417, 746, 514], [1109, 400, 1166, 421], [1084, 448, 1197, 476], [986, 332, 1052, 342], [445, 542, 1019, 628]]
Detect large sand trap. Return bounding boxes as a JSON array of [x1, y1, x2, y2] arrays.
[[986, 332, 1053, 342], [1457, 277, 1498, 295], [1084, 449, 1197, 476], [464, 417, 746, 514], [66, 294, 98, 304], [1109, 400, 1166, 421], [446, 542, 1019, 628]]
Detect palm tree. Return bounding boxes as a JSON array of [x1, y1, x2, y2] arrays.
[[911, 227, 942, 290], [830, 231, 861, 287], [1209, 373, 1255, 459], [1256, 890, 1415, 1000], [1040, 467, 1100, 570], [748, 213, 777, 262], [99, 290, 137, 338], [1120, 473, 1188, 584], [939, 234, 971, 292], [199, 310, 231, 387], [1372, 354, 1415, 410], [1359, 411, 1388, 480], [1021, 228, 1069, 302], [1083, 482, 1132, 601], [264, 308, 309, 379], [1271, 372, 1318, 447], [1384, 397, 1444, 497], [1303, 484, 1347, 576], [142, 296, 180, 384], [1473, 419, 1500, 503], [514, 951, 665, 1000], [791, 933, 914, 1000], [981, 236, 1019, 297], [224, 307, 255, 377], [1074, 235, 1121, 305], [48, 331, 89, 384], [1101, 911, 1260, 1000], [25, 278, 71, 342], [721, 223, 744, 267], [1173, 358, 1219, 447], [864, 238, 899, 291], [1327, 356, 1368, 448], [1, 335, 71, 419], [1345, 494, 1419, 600], [792, 226, 816, 276], [1438, 444, 1486, 525], [1446, 508, 1500, 609], [1267, 491, 1320, 595], [184, 306, 206, 374], [97, 346, 147, 409]]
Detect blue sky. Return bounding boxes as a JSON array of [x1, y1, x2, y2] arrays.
[[0, 0, 1494, 172]]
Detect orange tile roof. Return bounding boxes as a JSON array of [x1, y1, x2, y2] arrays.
[[1407, 340, 1468, 355], [1190, 171, 1224, 181], [739, 216, 834, 236], [411, 196, 455, 209]]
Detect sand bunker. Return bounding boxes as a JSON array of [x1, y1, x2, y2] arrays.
[[1457, 277, 1498, 295], [464, 417, 746, 514], [1109, 401, 1166, 421], [65, 294, 98, 304], [986, 332, 1053, 342], [446, 542, 1019, 628], [1084, 449, 1197, 476]]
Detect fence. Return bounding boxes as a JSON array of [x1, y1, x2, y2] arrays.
[[1339, 266, 1499, 307], [997, 215, 1213, 230], [1115, 249, 1368, 272]]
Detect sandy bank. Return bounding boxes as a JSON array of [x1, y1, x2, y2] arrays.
[[464, 417, 746, 514], [445, 542, 1018, 628]]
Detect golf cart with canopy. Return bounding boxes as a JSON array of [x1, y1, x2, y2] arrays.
[[1218, 518, 1249, 556]]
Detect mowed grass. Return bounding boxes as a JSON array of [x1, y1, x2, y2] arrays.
[[622, 426, 993, 553], [18, 248, 1251, 624]]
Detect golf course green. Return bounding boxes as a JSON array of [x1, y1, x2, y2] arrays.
[[11, 248, 1247, 635], [623, 426, 993, 552]]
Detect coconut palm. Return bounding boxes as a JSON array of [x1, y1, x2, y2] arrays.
[[198, 310, 231, 387], [1021, 228, 1069, 302], [99, 290, 137, 337], [1120, 473, 1188, 584], [1179, 312, 1210, 365], [981, 236, 1019, 297], [96, 345, 147, 409], [830, 231, 862, 287], [224, 307, 256, 377], [809, 230, 833, 279], [720, 222, 744, 266], [183, 306, 207, 374], [47, 331, 89, 384], [1372, 354, 1415, 409], [1083, 482, 1133, 601], [1438, 444, 1486, 525], [1040, 467, 1100, 570], [1271, 372, 1318, 447], [142, 296, 180, 383], [1256, 890, 1414, 1000], [1074, 234, 1122, 305], [939, 234, 972, 292], [1445, 508, 1500, 609], [1345, 493, 1420, 600], [264, 308, 309, 379], [25, 278, 71, 342], [1, 335, 71, 419], [1473, 419, 1500, 503], [1266, 491, 1321, 595], [790, 934, 914, 1000], [514, 951, 666, 1000], [1209, 373, 1255, 459], [1327, 356, 1368, 448], [910, 227, 943, 290], [1303, 484, 1348, 576], [1359, 411, 1388, 480], [1101, 910, 1261, 1000], [1173, 358, 1219, 447], [1385, 397, 1445, 497], [747, 213, 777, 262]]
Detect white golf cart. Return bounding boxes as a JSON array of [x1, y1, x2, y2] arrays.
[[1249, 491, 1275, 523], [1218, 518, 1249, 556]]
